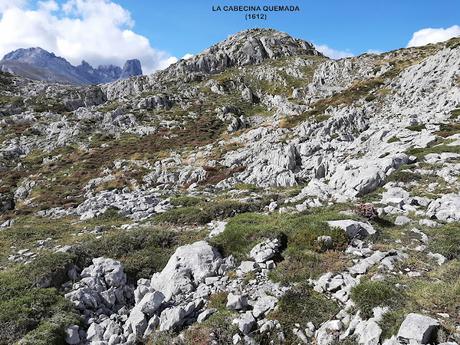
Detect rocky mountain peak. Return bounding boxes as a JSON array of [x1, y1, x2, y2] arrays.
[[162, 28, 322, 79], [119, 59, 143, 79], [2, 47, 70, 67]]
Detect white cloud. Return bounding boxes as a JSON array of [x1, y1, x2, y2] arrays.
[[0, 0, 177, 74], [0, 0, 27, 12], [314, 44, 353, 59], [182, 53, 194, 60], [407, 25, 460, 47], [365, 49, 382, 55]]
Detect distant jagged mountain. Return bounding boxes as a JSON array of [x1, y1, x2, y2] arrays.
[[0, 47, 142, 85]]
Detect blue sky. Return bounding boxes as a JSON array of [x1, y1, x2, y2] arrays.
[[115, 0, 460, 57], [1, 0, 459, 73]]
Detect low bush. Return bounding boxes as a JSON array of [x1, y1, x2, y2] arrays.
[[169, 195, 202, 207], [77, 227, 205, 281], [269, 284, 339, 342], [387, 166, 422, 183], [406, 124, 426, 132], [155, 199, 261, 226], [0, 253, 80, 344]]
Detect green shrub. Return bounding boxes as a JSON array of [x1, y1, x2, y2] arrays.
[[380, 309, 405, 339], [169, 195, 202, 207], [351, 280, 404, 318], [78, 227, 204, 281], [387, 136, 400, 143], [0, 254, 80, 345], [154, 206, 213, 225], [450, 107, 460, 119], [387, 166, 422, 183], [269, 284, 339, 342], [155, 200, 261, 226], [21, 252, 76, 288], [406, 124, 426, 132], [211, 210, 349, 261]]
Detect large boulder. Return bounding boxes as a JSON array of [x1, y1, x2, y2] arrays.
[[64, 258, 132, 314], [426, 194, 460, 222], [150, 241, 222, 300], [397, 313, 439, 344], [249, 238, 281, 263], [329, 154, 409, 198]]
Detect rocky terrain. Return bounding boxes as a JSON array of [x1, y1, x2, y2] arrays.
[[0, 47, 143, 85], [0, 28, 459, 345]]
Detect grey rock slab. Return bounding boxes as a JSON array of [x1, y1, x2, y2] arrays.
[[226, 293, 249, 311], [197, 308, 217, 323], [252, 295, 278, 318], [327, 220, 376, 239], [137, 291, 164, 316], [426, 194, 460, 222], [239, 260, 259, 273], [397, 313, 439, 344], [249, 238, 281, 263], [315, 320, 342, 345], [354, 320, 382, 345], [123, 307, 147, 339], [395, 215, 411, 226]]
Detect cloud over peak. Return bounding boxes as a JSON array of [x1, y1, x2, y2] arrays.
[[407, 25, 460, 47], [0, 0, 177, 74], [314, 44, 353, 60]]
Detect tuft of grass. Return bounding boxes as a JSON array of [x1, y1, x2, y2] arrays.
[[380, 309, 406, 339], [406, 143, 460, 160], [428, 224, 460, 260], [450, 107, 460, 119], [269, 250, 349, 284], [182, 309, 237, 345], [351, 279, 405, 318]]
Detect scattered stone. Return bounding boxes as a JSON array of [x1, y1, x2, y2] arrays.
[[394, 215, 411, 226], [227, 293, 249, 311], [65, 325, 80, 345]]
